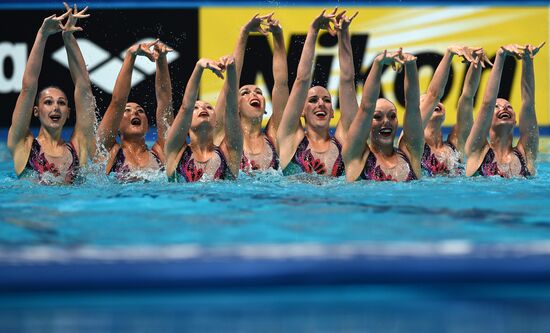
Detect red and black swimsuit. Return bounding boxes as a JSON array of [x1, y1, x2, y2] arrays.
[[174, 146, 232, 182], [24, 138, 79, 184], [240, 136, 279, 172], [474, 147, 530, 178], [360, 148, 417, 182], [285, 136, 345, 177]]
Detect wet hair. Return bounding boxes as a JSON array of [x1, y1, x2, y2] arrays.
[[376, 97, 397, 110], [34, 86, 67, 107]]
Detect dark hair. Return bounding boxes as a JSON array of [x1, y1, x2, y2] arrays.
[[34, 86, 67, 107]]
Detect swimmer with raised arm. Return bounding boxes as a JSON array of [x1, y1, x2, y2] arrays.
[[276, 9, 358, 177], [465, 43, 545, 177], [8, 4, 95, 184], [164, 56, 242, 182], [420, 46, 492, 176], [343, 49, 423, 182], [213, 13, 288, 173], [97, 40, 174, 181]]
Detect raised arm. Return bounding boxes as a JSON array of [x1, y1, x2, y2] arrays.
[[8, 12, 68, 172], [447, 49, 488, 154], [517, 42, 545, 172], [334, 11, 359, 143], [61, 4, 95, 162], [465, 46, 515, 158], [219, 56, 243, 178], [213, 14, 270, 145], [277, 9, 337, 168], [164, 58, 224, 176], [152, 41, 174, 161], [97, 41, 157, 152], [264, 16, 289, 144], [343, 51, 396, 181], [398, 53, 423, 177]]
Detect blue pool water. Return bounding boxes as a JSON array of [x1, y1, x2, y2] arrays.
[[1, 135, 550, 332]]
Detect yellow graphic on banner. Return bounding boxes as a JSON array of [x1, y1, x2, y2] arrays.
[[200, 7, 549, 127]]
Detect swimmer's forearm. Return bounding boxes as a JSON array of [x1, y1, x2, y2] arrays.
[[337, 24, 358, 132], [269, 27, 289, 136], [420, 49, 453, 128], [155, 53, 173, 143]]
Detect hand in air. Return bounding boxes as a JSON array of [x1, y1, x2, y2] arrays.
[[472, 48, 493, 68], [243, 13, 272, 35], [61, 3, 89, 34], [40, 9, 71, 36], [198, 58, 225, 79], [500, 44, 527, 60], [523, 42, 546, 59], [128, 40, 159, 62], [448, 45, 478, 63], [265, 15, 283, 35], [334, 10, 358, 32], [153, 41, 174, 59], [311, 8, 338, 36]]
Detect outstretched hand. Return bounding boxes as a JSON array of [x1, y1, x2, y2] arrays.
[[61, 2, 90, 34], [311, 8, 338, 36], [265, 15, 283, 35], [243, 13, 272, 35], [128, 40, 159, 62], [40, 9, 71, 36], [448, 45, 477, 63], [335, 10, 358, 32], [197, 58, 225, 79], [500, 44, 526, 60], [153, 41, 173, 59], [523, 42, 546, 59], [472, 48, 493, 68]]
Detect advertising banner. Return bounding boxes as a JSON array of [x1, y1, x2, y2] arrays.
[[200, 7, 549, 128]]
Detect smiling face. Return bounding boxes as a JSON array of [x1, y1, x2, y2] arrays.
[[302, 86, 334, 130], [33, 87, 70, 130], [239, 84, 265, 120], [190, 100, 216, 131], [491, 98, 516, 132], [370, 98, 398, 147], [119, 102, 149, 138]]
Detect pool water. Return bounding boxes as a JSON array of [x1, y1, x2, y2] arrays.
[[1, 136, 550, 332]]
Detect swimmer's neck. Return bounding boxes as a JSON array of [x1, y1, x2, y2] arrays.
[[370, 142, 394, 157], [489, 132, 513, 156], [189, 128, 214, 148], [241, 116, 263, 137], [304, 126, 330, 142], [424, 125, 444, 148], [37, 126, 64, 147], [120, 138, 148, 154]]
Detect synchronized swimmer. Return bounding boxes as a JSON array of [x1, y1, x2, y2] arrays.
[[7, 5, 545, 184]]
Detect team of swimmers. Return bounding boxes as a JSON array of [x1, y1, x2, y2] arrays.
[[7, 5, 545, 184]]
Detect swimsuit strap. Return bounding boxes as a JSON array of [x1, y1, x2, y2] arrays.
[[330, 137, 345, 177], [110, 147, 127, 174], [361, 148, 416, 181], [512, 147, 531, 177], [150, 148, 163, 170], [175, 145, 195, 182], [213, 146, 231, 180], [264, 136, 280, 170], [476, 148, 499, 177], [396, 148, 417, 181], [445, 140, 457, 152], [291, 136, 312, 173]]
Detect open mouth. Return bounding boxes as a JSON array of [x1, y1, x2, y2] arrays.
[[434, 105, 443, 113], [131, 117, 142, 126], [249, 99, 261, 108], [379, 128, 393, 137], [198, 111, 210, 117], [49, 114, 61, 122], [497, 111, 512, 120], [314, 110, 327, 119]]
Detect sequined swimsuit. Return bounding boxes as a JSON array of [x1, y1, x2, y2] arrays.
[[174, 146, 232, 182], [474, 147, 530, 177], [24, 138, 79, 183], [421, 141, 462, 176], [241, 136, 279, 172], [109, 147, 163, 179], [285, 136, 345, 177], [360, 148, 417, 181]]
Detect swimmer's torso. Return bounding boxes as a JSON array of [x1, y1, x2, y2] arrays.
[[22, 138, 79, 184], [241, 135, 279, 172], [284, 136, 344, 177]]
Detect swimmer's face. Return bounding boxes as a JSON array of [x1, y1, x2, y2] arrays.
[[420, 94, 446, 123], [119, 102, 149, 137], [191, 100, 216, 130], [491, 98, 516, 131], [33, 88, 70, 129], [239, 85, 265, 119], [302, 86, 334, 129], [371, 98, 398, 146]]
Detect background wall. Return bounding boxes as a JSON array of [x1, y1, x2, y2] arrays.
[[1, 2, 548, 133]]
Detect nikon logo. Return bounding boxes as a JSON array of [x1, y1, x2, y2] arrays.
[[52, 38, 179, 94]]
